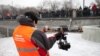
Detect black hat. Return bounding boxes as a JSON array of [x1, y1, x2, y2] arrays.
[[24, 11, 38, 24]]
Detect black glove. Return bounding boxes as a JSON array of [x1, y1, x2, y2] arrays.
[[55, 32, 64, 40]]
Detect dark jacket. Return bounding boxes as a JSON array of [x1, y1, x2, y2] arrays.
[[18, 17, 56, 50]]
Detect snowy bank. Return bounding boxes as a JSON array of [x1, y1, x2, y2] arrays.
[[0, 33, 100, 56]]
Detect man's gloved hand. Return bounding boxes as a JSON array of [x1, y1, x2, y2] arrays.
[[55, 32, 64, 40]]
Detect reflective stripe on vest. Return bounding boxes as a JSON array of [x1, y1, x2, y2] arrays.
[[13, 25, 40, 56], [17, 47, 39, 52]]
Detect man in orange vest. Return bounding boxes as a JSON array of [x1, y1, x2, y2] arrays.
[[13, 11, 64, 56]]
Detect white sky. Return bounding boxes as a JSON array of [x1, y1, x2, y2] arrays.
[[0, 0, 96, 8]]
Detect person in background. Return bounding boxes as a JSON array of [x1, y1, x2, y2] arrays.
[[13, 11, 64, 56], [92, 4, 97, 16]]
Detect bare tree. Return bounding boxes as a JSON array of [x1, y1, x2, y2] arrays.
[[49, 1, 60, 11], [96, 0, 100, 8], [37, 0, 50, 12], [62, 0, 72, 10], [37, 0, 61, 12]]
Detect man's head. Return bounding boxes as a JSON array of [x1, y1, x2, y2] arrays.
[[17, 11, 39, 27], [24, 11, 38, 24]]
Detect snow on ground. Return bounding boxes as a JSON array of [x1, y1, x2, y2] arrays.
[[49, 33, 100, 56], [0, 37, 19, 56], [0, 33, 100, 56]]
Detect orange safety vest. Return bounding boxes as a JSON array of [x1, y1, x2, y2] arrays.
[[13, 25, 40, 56]]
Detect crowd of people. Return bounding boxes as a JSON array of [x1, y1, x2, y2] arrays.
[[77, 4, 100, 17], [0, 4, 100, 20], [41, 4, 100, 18]]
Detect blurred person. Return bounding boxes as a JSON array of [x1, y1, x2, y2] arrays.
[[83, 6, 90, 16], [13, 11, 64, 56], [77, 7, 83, 17], [92, 4, 97, 16]]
